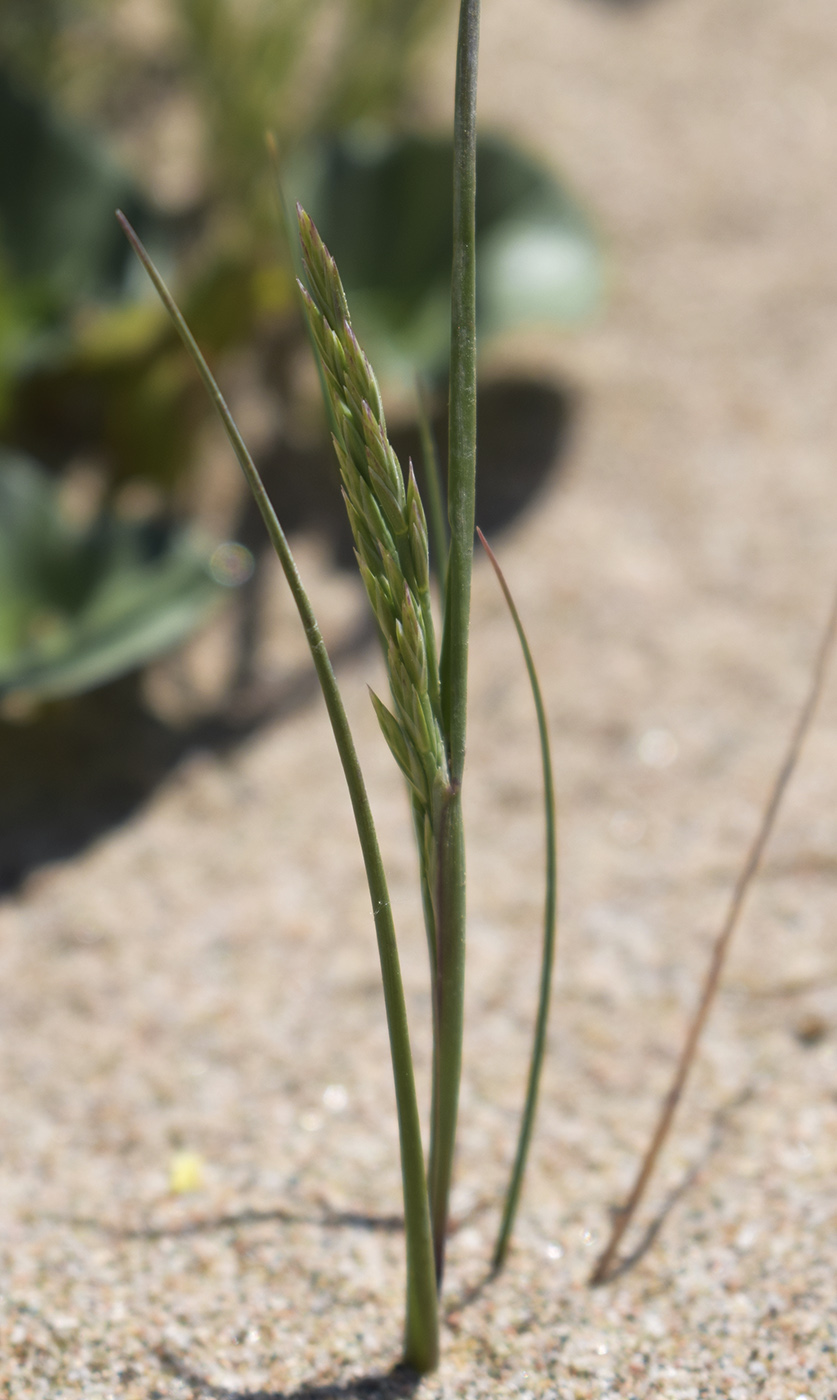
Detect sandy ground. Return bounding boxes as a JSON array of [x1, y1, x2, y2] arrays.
[[3, 0, 837, 1394]]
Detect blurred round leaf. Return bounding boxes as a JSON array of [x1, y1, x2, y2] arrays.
[[291, 129, 604, 383], [0, 452, 232, 704]]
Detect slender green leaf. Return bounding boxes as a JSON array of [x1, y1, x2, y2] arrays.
[[476, 529, 558, 1272], [119, 213, 439, 1371]]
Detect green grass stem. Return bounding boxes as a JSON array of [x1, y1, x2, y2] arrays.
[[476, 530, 558, 1274], [117, 211, 439, 1372], [427, 782, 466, 1281], [428, 0, 480, 1285], [440, 0, 479, 783]]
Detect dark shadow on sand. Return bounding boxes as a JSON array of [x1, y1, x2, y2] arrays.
[[64, 1192, 495, 1245], [0, 607, 376, 894], [155, 1349, 422, 1400], [96, 1204, 403, 1241]]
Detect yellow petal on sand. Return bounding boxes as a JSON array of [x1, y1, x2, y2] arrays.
[[169, 1151, 205, 1194]]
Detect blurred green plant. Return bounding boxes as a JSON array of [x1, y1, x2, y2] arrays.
[[0, 0, 602, 481], [0, 451, 237, 705], [117, 0, 561, 1359], [0, 0, 459, 483], [0, 0, 601, 703], [293, 128, 603, 385], [0, 66, 156, 411], [176, 0, 450, 227]]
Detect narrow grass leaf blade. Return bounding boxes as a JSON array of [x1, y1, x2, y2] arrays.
[[117, 212, 439, 1371], [476, 529, 558, 1273]]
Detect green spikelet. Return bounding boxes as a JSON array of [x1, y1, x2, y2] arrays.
[[297, 206, 448, 826]]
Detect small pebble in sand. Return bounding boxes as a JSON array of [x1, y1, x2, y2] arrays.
[[794, 1013, 829, 1047], [608, 809, 648, 846], [322, 1083, 349, 1113], [637, 727, 679, 768]]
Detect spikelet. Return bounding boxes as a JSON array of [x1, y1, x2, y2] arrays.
[[297, 207, 447, 820]]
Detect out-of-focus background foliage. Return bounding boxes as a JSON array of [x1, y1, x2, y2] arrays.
[[0, 0, 602, 887]]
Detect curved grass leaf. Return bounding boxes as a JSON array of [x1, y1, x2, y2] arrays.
[[476, 529, 558, 1273], [118, 213, 439, 1369]]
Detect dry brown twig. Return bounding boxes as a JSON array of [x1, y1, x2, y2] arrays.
[[591, 572, 837, 1286]]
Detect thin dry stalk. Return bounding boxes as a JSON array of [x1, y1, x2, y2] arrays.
[[591, 574, 837, 1286]]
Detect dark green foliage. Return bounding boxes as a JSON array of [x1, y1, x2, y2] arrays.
[[0, 66, 155, 329], [0, 453, 227, 703]]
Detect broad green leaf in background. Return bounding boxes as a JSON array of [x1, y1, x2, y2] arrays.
[[0, 66, 157, 330], [291, 130, 604, 384], [0, 453, 239, 703], [0, 64, 173, 452], [0, 65, 294, 487]]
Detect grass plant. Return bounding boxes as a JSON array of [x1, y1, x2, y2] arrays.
[[115, 0, 837, 1373], [120, 0, 560, 1370]]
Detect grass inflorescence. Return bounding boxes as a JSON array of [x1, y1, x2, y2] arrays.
[[297, 210, 448, 898]]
